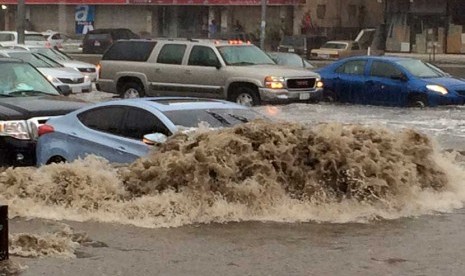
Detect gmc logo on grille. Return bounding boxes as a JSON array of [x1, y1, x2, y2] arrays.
[[296, 80, 309, 86]]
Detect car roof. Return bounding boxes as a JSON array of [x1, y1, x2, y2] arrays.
[[341, 55, 417, 62], [86, 97, 248, 112], [115, 38, 255, 47]]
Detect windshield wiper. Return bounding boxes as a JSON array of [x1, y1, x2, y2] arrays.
[[229, 62, 256, 66], [206, 111, 231, 126], [8, 90, 52, 96], [228, 113, 249, 123]]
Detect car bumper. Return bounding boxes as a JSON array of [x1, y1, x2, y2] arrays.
[[429, 93, 465, 106], [258, 88, 323, 103], [0, 137, 36, 167], [68, 82, 93, 93]]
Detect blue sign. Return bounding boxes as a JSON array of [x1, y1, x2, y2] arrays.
[[75, 5, 95, 22], [76, 21, 94, 35]]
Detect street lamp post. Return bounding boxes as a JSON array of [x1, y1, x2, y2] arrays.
[[16, 0, 25, 44], [260, 0, 266, 50]]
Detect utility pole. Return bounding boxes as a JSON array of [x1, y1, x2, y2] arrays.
[[260, 0, 266, 50], [17, 0, 25, 44]]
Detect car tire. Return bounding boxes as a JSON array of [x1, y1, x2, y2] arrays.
[[408, 94, 428, 108], [46, 156, 66, 165], [322, 89, 338, 102], [230, 86, 260, 107], [121, 82, 145, 99]]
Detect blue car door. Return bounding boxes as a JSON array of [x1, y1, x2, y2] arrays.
[[74, 106, 130, 163], [118, 106, 172, 163], [333, 59, 368, 104], [365, 60, 408, 106]]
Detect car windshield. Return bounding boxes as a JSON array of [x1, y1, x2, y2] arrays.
[[396, 59, 442, 78], [7, 52, 57, 68], [269, 53, 303, 67], [0, 62, 60, 96], [34, 48, 71, 61], [217, 45, 275, 65], [0, 33, 14, 42], [281, 36, 305, 47], [162, 108, 266, 128], [321, 42, 348, 49]]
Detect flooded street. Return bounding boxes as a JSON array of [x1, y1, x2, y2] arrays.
[[4, 99, 465, 275]]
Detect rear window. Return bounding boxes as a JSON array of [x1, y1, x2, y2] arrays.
[[102, 41, 157, 61], [25, 34, 46, 41], [87, 34, 111, 40]]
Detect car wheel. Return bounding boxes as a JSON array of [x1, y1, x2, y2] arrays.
[[322, 89, 338, 102], [46, 156, 66, 165], [408, 94, 428, 108], [121, 82, 145, 99], [230, 86, 260, 107]]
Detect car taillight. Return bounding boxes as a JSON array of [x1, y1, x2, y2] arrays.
[[45, 42, 51, 48], [97, 63, 101, 79], [330, 54, 339, 59], [38, 124, 54, 136]]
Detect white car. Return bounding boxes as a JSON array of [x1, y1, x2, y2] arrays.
[[0, 49, 92, 93], [41, 31, 64, 49], [11, 45, 98, 82], [0, 31, 50, 47]]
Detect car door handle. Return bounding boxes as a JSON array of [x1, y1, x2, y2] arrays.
[[365, 80, 374, 85], [155, 68, 161, 73], [118, 146, 126, 151], [185, 69, 192, 75]]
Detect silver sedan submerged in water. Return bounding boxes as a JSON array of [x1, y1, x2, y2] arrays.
[[36, 97, 265, 165]]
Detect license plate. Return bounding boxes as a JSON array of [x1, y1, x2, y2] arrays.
[[288, 48, 295, 53], [320, 54, 329, 59], [299, 93, 310, 100], [94, 41, 101, 46]]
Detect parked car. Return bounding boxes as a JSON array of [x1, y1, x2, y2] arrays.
[[97, 39, 324, 106], [317, 56, 465, 107], [267, 52, 315, 70], [310, 28, 380, 60], [0, 58, 88, 167], [82, 28, 140, 54], [41, 30, 64, 49], [36, 97, 265, 165], [0, 31, 50, 48], [278, 34, 328, 59], [0, 49, 92, 93], [12, 45, 99, 81], [60, 34, 84, 53]]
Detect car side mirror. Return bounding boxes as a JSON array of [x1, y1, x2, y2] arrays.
[[391, 73, 408, 82], [143, 133, 168, 146], [57, 85, 71, 96]]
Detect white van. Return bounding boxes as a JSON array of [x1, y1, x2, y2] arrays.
[[0, 31, 50, 47]]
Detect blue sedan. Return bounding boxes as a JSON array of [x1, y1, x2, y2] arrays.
[[36, 97, 265, 165], [317, 56, 465, 107]]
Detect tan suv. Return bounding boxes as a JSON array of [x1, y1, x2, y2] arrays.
[[97, 39, 324, 106]]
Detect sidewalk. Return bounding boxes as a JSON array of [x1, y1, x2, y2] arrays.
[[385, 52, 465, 66]]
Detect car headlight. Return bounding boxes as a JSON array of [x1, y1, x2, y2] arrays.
[[426, 84, 448, 95], [47, 75, 61, 84], [316, 78, 324, 88], [0, 120, 31, 140], [265, 76, 285, 89]]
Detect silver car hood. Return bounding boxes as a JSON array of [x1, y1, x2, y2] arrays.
[[59, 60, 96, 69], [38, 67, 84, 78], [230, 64, 320, 78]]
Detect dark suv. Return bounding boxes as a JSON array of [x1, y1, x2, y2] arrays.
[[0, 58, 88, 167], [82, 28, 140, 54]]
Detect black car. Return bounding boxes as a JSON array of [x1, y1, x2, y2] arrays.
[[82, 28, 140, 54], [0, 58, 88, 167]]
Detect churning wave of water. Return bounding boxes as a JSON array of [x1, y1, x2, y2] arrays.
[[1, 120, 465, 231]]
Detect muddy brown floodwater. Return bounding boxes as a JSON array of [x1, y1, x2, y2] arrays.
[[2, 100, 465, 275]]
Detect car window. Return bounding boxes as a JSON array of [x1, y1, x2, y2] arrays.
[[121, 107, 171, 139], [0, 33, 14, 42], [102, 41, 157, 61], [335, 60, 367, 75], [157, 44, 186, 65], [188, 46, 219, 66], [77, 106, 126, 136], [88, 34, 111, 40], [51, 34, 62, 40], [370, 61, 402, 78], [25, 34, 47, 41], [351, 43, 360, 50]]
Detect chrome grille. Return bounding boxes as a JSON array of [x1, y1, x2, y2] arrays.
[[58, 77, 84, 84], [78, 68, 96, 73], [287, 78, 316, 90]]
